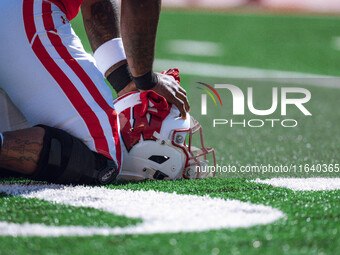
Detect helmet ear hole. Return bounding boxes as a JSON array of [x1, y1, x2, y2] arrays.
[[153, 170, 169, 180], [148, 155, 170, 164]]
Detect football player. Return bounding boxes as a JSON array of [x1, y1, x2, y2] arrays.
[[0, 0, 190, 184], [0, 88, 120, 184], [0, 70, 215, 183]]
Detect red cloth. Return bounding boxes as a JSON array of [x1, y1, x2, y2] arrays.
[[139, 68, 181, 118], [139, 90, 171, 120], [50, 0, 84, 20]]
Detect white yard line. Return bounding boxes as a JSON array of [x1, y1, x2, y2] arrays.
[[166, 40, 223, 57], [161, 0, 340, 12], [0, 184, 284, 237], [154, 59, 340, 89], [332, 36, 340, 51], [254, 178, 340, 191], [261, 0, 340, 13]]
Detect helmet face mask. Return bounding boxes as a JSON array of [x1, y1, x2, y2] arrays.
[[170, 117, 216, 179], [114, 92, 216, 181]]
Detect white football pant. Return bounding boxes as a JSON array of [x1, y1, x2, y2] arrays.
[[0, 89, 30, 132], [0, 0, 122, 170]]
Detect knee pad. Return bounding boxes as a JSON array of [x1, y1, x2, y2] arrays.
[[33, 125, 118, 184]]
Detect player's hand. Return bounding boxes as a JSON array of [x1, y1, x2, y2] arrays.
[[144, 72, 190, 119]]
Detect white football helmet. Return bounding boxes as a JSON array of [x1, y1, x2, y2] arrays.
[[114, 92, 216, 180]]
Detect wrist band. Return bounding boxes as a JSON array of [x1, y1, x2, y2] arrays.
[[133, 71, 158, 90], [94, 38, 126, 76], [0, 133, 3, 151], [107, 63, 133, 93]]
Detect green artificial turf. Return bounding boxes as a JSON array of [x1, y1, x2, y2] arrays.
[[0, 178, 339, 255], [189, 78, 340, 178], [0, 193, 141, 228]]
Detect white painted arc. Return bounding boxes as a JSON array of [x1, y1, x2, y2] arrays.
[[254, 178, 340, 191], [0, 184, 284, 237]]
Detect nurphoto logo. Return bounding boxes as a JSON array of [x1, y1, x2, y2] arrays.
[[197, 82, 312, 128]]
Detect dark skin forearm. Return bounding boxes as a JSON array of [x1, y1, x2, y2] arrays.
[[82, 0, 160, 77], [81, 0, 127, 77], [120, 0, 190, 118], [0, 127, 44, 175], [81, 0, 120, 52], [121, 0, 161, 77], [82, 0, 189, 117]]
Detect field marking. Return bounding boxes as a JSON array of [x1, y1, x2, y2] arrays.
[[162, 0, 340, 12], [254, 178, 340, 191], [162, 0, 247, 9], [155, 59, 340, 89], [0, 184, 284, 237], [332, 36, 340, 51], [166, 40, 223, 57], [261, 0, 340, 13]]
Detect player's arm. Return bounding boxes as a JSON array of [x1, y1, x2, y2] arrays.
[[81, 0, 137, 96], [0, 127, 44, 175], [121, 0, 190, 118], [0, 127, 118, 184]]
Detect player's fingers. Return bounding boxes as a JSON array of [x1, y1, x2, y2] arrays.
[[173, 97, 186, 120], [176, 90, 190, 113], [178, 86, 187, 95]]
